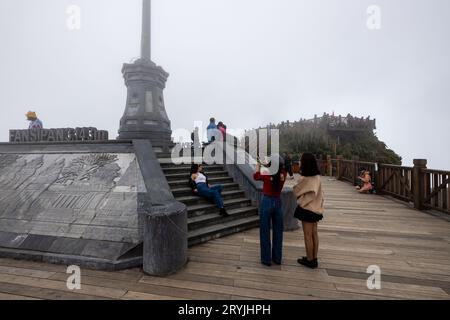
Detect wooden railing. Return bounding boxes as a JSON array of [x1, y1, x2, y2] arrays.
[[378, 164, 413, 203], [338, 159, 355, 183], [421, 169, 450, 213], [316, 156, 449, 215]]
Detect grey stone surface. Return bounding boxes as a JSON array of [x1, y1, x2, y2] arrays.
[[19, 235, 57, 252], [118, 62, 172, 152], [0, 246, 142, 271], [48, 237, 90, 256], [0, 232, 28, 248], [141, 0, 152, 61], [143, 202, 188, 276], [0, 141, 134, 154], [133, 139, 188, 276], [0, 147, 146, 268], [81, 240, 130, 261], [133, 140, 174, 205]]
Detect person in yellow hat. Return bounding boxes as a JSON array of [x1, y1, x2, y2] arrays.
[[26, 111, 43, 129]]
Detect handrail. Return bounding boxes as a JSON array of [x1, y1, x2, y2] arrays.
[[422, 169, 450, 175]]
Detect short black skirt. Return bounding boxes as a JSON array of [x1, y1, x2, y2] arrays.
[[294, 206, 323, 223]]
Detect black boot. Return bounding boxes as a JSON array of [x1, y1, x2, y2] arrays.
[[220, 208, 229, 217], [297, 257, 318, 269]]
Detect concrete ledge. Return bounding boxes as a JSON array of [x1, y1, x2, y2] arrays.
[[0, 140, 134, 154], [0, 247, 142, 271]]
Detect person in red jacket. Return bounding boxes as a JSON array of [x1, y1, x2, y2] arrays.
[[253, 155, 287, 266]]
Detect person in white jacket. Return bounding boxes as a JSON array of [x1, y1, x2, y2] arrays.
[[293, 153, 324, 269]]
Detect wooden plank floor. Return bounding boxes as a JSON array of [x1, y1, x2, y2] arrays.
[[0, 177, 449, 300]]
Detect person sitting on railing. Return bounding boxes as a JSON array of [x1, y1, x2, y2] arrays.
[[189, 164, 229, 217], [358, 170, 373, 193]]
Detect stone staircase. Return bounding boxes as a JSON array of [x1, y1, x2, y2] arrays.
[[158, 153, 260, 247]]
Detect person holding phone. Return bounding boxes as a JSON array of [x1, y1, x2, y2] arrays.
[[254, 155, 287, 266]]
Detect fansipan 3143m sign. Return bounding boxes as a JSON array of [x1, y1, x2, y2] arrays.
[[9, 128, 109, 143]]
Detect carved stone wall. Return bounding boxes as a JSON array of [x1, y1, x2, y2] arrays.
[[0, 150, 146, 269]]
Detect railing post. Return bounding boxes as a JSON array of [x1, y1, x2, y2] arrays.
[[327, 154, 332, 177], [375, 163, 381, 193], [352, 156, 359, 186], [322, 154, 327, 176], [337, 155, 343, 180], [412, 159, 427, 210]]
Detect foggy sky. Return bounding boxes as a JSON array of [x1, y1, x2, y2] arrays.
[[0, 0, 449, 169]]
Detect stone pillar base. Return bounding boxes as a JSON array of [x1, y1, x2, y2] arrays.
[[143, 202, 188, 276]]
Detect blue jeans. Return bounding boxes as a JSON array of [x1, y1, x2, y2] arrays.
[[196, 183, 224, 208], [259, 195, 284, 264]]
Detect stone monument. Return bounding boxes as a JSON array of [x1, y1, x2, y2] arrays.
[[0, 1, 188, 274], [118, 0, 173, 153]]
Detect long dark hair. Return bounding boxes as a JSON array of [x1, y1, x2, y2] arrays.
[[190, 164, 199, 175], [269, 156, 285, 191], [300, 153, 321, 177]]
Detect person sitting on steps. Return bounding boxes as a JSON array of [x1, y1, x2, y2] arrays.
[[189, 164, 229, 217]]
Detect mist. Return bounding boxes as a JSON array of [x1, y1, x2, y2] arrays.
[[0, 0, 449, 169]]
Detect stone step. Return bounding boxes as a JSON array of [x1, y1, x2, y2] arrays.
[[158, 158, 220, 167], [155, 151, 174, 157], [187, 197, 252, 217], [165, 171, 229, 182], [176, 190, 246, 206], [157, 151, 260, 248], [171, 182, 239, 197], [168, 176, 234, 188], [162, 165, 224, 174], [188, 207, 258, 231], [188, 216, 260, 247]]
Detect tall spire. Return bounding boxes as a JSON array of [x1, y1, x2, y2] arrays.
[[141, 0, 151, 61]]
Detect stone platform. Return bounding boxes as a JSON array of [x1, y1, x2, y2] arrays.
[[0, 141, 147, 270]]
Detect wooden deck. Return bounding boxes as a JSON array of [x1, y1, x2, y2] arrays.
[[0, 177, 449, 300]]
